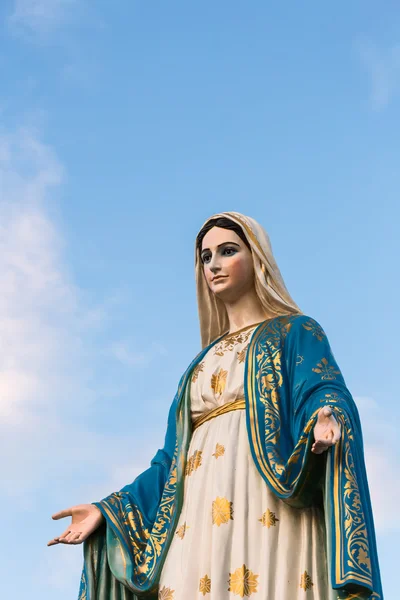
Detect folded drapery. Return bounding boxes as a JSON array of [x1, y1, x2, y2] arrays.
[[78, 315, 383, 600]]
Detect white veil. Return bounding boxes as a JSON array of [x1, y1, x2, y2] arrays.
[[195, 211, 303, 348]]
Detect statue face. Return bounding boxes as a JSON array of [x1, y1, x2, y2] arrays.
[[200, 226, 254, 302]]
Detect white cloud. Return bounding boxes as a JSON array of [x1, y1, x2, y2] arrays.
[[0, 131, 165, 600], [357, 40, 400, 110], [0, 130, 101, 423], [0, 128, 164, 535], [355, 396, 400, 533], [9, 0, 78, 34], [0, 130, 97, 494]]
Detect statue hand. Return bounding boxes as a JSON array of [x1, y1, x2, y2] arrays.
[[47, 503, 104, 547], [312, 406, 341, 454]]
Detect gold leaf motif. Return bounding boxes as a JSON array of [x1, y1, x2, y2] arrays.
[[112, 441, 179, 585], [252, 317, 293, 476], [192, 361, 204, 383], [357, 547, 371, 571], [228, 564, 259, 597], [302, 319, 326, 341], [212, 496, 233, 526], [258, 508, 279, 528], [299, 571, 314, 591], [213, 326, 256, 356], [320, 392, 341, 404], [158, 586, 175, 600], [312, 357, 341, 380], [237, 345, 248, 364], [175, 522, 189, 539], [211, 368, 228, 396], [212, 443, 225, 459], [185, 450, 203, 476], [137, 556, 150, 575], [199, 574, 211, 595], [169, 465, 177, 486]]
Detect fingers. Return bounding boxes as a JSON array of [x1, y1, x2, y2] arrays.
[[312, 428, 342, 454], [47, 537, 60, 547], [56, 526, 77, 544], [62, 531, 82, 544], [311, 440, 331, 454], [57, 529, 83, 544], [52, 508, 73, 520]]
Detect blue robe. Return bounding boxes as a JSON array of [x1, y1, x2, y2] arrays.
[[78, 315, 383, 600]]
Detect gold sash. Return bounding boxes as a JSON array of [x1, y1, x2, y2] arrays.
[[192, 398, 246, 431]]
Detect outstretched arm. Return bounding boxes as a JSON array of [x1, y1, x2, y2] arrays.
[[48, 388, 179, 547]]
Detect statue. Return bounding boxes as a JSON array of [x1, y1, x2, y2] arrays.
[[48, 212, 383, 599]]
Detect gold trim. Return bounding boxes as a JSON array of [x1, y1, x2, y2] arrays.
[[246, 320, 320, 494], [221, 321, 264, 339], [192, 398, 246, 431]]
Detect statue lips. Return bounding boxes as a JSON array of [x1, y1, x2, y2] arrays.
[[212, 276, 228, 283]]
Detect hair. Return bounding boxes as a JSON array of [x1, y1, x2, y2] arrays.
[[196, 217, 251, 261]]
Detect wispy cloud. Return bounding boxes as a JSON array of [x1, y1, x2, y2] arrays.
[[0, 126, 165, 493], [0, 128, 99, 489], [357, 40, 400, 110], [0, 127, 162, 598], [8, 0, 78, 35]]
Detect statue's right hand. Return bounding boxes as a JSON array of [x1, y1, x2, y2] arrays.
[[47, 503, 105, 547]]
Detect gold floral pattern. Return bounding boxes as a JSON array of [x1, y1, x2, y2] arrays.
[[185, 450, 202, 476], [302, 319, 326, 341], [237, 344, 248, 364], [339, 431, 372, 581], [312, 357, 341, 380], [158, 586, 175, 600], [258, 508, 279, 528], [199, 574, 211, 595], [254, 318, 292, 457], [212, 496, 233, 526], [211, 368, 228, 396], [213, 327, 256, 357], [320, 392, 341, 404], [192, 361, 205, 383], [175, 522, 189, 539], [212, 443, 225, 459], [228, 564, 259, 597], [299, 570, 314, 591], [104, 459, 180, 583]]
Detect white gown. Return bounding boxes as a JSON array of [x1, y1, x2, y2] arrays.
[[158, 323, 329, 599]]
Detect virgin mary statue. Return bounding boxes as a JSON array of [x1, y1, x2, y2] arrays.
[[48, 212, 383, 600]]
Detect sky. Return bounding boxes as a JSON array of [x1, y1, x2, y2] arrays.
[[0, 1, 399, 598]]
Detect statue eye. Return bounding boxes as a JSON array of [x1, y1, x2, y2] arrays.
[[223, 247, 237, 256], [202, 253, 211, 264]]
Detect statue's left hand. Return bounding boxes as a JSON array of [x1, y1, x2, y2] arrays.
[[312, 406, 341, 454]]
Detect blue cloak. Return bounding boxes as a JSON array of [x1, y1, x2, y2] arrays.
[[78, 315, 383, 600]]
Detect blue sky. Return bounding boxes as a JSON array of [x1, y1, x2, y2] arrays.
[[0, 1, 398, 598]]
